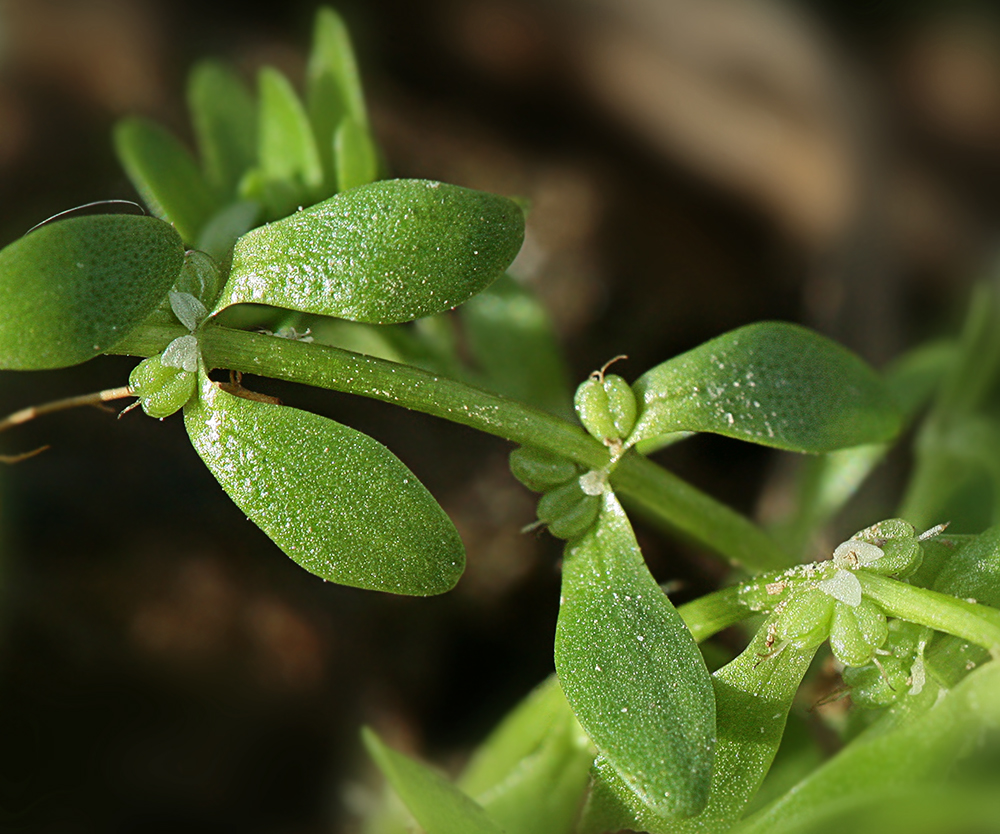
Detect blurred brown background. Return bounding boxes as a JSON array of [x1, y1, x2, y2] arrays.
[[2, 0, 1000, 831]]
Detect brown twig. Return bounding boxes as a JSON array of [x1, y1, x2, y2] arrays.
[[0, 386, 135, 463]]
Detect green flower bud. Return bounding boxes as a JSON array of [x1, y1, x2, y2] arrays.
[[509, 446, 580, 493], [129, 353, 197, 418], [173, 248, 223, 309]]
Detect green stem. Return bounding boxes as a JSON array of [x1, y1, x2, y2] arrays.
[[612, 454, 794, 572], [858, 572, 1000, 655], [677, 585, 753, 643], [112, 322, 790, 571]]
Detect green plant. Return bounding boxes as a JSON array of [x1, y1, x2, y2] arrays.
[[3, 7, 1000, 833]]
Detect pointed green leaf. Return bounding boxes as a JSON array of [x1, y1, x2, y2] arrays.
[[187, 60, 258, 196], [184, 371, 464, 594], [307, 6, 368, 186], [555, 491, 715, 819], [217, 179, 525, 323], [362, 728, 507, 834], [333, 114, 379, 192], [458, 676, 595, 834], [630, 322, 902, 453], [734, 663, 1000, 834], [114, 117, 220, 244], [257, 67, 324, 208], [0, 215, 184, 369]]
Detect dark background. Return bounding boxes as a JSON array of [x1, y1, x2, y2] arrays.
[[3, 1, 1000, 830]]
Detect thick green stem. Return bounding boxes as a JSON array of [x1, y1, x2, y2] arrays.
[[677, 585, 753, 643], [858, 572, 1000, 655], [612, 454, 794, 572], [112, 322, 790, 571]]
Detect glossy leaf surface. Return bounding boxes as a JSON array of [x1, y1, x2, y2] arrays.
[[555, 491, 715, 819], [630, 323, 901, 453], [218, 179, 525, 323], [363, 728, 506, 834], [581, 619, 818, 834], [0, 215, 184, 369], [114, 117, 219, 244], [184, 373, 464, 594], [734, 663, 1000, 834]]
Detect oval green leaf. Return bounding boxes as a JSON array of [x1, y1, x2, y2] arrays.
[[184, 372, 464, 594], [630, 322, 902, 453], [458, 677, 594, 834], [333, 114, 379, 192], [0, 215, 184, 370], [363, 728, 507, 834], [187, 60, 258, 197], [555, 491, 716, 819], [461, 273, 574, 418], [216, 179, 525, 323]]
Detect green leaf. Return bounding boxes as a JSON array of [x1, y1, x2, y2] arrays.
[[307, 6, 368, 186], [195, 200, 262, 265], [460, 274, 574, 418], [555, 491, 715, 819], [257, 67, 324, 210], [458, 677, 594, 834], [217, 179, 525, 324], [580, 618, 818, 834], [733, 663, 1000, 834], [459, 676, 581, 795], [183, 371, 464, 594], [630, 322, 902, 453], [362, 728, 507, 834], [114, 117, 220, 244], [333, 114, 379, 192], [0, 215, 184, 370], [187, 60, 258, 196]]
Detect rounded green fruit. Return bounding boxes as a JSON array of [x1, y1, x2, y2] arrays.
[[537, 479, 600, 540], [509, 445, 580, 493], [775, 587, 835, 649], [574, 372, 637, 445], [830, 599, 889, 667], [129, 353, 197, 418]]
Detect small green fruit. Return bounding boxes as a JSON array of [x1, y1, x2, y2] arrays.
[[775, 587, 835, 649], [843, 655, 910, 707], [830, 599, 889, 667], [509, 446, 580, 493], [574, 372, 637, 445], [537, 479, 600, 540], [129, 353, 197, 418]]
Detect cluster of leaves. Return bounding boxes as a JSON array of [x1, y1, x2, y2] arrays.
[[3, 7, 1000, 834]]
